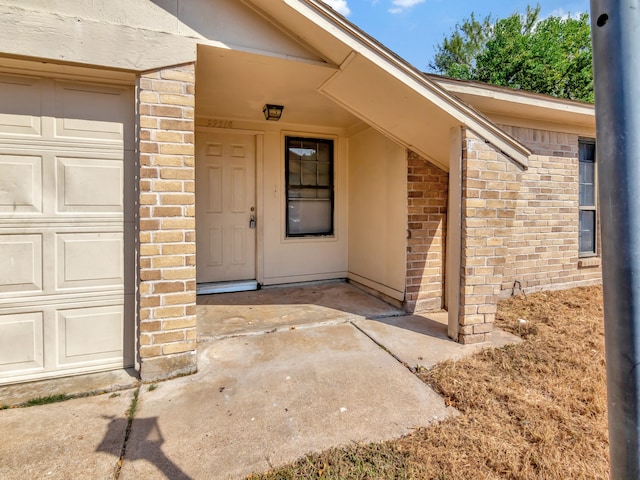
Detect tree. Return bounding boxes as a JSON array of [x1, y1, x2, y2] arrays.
[[429, 5, 594, 103]]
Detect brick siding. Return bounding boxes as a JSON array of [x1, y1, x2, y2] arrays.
[[405, 151, 448, 312], [457, 129, 524, 344], [498, 125, 602, 296], [137, 63, 197, 381]]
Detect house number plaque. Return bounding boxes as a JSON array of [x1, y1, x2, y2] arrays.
[[206, 119, 233, 128]]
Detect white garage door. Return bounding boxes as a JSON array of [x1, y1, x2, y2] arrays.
[[0, 72, 135, 384]]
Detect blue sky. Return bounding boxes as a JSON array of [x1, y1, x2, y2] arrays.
[[324, 0, 590, 70]]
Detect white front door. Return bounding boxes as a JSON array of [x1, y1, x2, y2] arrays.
[[196, 132, 256, 283]]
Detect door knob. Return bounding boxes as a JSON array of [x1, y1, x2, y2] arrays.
[[249, 215, 256, 229]]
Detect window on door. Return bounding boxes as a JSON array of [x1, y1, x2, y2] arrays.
[[285, 136, 334, 237], [579, 138, 597, 256]]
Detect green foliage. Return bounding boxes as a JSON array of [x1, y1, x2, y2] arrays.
[[127, 387, 139, 420], [430, 4, 594, 102], [431, 12, 493, 81], [23, 393, 72, 407]]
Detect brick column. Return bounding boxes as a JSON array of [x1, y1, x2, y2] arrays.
[[405, 151, 449, 312], [458, 129, 523, 343], [138, 63, 197, 381]]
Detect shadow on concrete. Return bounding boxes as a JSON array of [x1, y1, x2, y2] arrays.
[[371, 313, 450, 340], [353, 312, 522, 371], [196, 281, 407, 339], [98, 415, 192, 480], [197, 281, 402, 316]]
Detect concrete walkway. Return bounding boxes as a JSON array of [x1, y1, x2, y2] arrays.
[[121, 323, 456, 479], [0, 284, 519, 480], [197, 281, 403, 340]]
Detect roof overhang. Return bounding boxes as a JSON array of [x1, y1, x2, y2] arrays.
[[429, 75, 596, 132], [241, 0, 531, 170]]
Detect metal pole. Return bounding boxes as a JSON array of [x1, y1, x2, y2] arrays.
[[590, 1, 640, 477]]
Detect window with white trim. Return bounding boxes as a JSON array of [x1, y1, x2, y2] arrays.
[[285, 137, 334, 237], [579, 138, 597, 256]]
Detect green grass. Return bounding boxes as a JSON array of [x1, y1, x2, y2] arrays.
[[126, 387, 139, 420], [22, 393, 72, 407]]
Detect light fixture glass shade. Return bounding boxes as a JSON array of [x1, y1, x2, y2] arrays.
[[263, 104, 284, 121]]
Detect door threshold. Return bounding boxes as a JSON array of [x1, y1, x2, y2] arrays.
[[197, 280, 259, 295]]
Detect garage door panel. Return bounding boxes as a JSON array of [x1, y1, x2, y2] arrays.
[[0, 234, 43, 294], [0, 154, 43, 214], [0, 74, 42, 137], [56, 156, 123, 213], [57, 305, 123, 365], [0, 72, 131, 385], [55, 82, 126, 143], [0, 311, 44, 373], [56, 233, 123, 290]]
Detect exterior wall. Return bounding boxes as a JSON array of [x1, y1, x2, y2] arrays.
[[347, 128, 407, 301], [405, 151, 449, 312], [0, 1, 195, 71], [458, 130, 523, 344], [498, 125, 602, 295], [0, 0, 321, 71], [259, 129, 349, 285], [138, 63, 197, 381]]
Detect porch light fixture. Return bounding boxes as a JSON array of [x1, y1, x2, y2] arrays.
[[263, 104, 284, 121]]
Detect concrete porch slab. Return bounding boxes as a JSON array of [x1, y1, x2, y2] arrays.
[[0, 389, 135, 479], [197, 281, 403, 340], [119, 323, 456, 480], [0, 368, 139, 407], [354, 311, 522, 371]]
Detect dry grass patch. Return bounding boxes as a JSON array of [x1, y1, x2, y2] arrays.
[[249, 286, 609, 479]]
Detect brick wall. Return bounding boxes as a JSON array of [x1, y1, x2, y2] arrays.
[[458, 129, 523, 343], [137, 63, 197, 381], [405, 151, 448, 312], [498, 125, 602, 295]]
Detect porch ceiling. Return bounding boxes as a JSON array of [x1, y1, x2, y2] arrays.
[[195, 0, 532, 169], [195, 45, 361, 129]]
